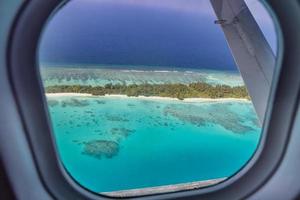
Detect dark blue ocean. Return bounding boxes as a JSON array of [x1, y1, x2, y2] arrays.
[[39, 0, 237, 71]]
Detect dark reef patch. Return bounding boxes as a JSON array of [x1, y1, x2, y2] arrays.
[[82, 140, 119, 159], [47, 99, 59, 107], [110, 128, 135, 137], [96, 100, 106, 105], [164, 103, 257, 134], [60, 98, 90, 107], [106, 115, 129, 122]]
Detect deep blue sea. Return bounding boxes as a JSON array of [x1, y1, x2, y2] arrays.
[[39, 0, 238, 71]]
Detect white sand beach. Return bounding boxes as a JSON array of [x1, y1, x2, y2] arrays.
[[46, 93, 250, 102], [46, 93, 93, 97]]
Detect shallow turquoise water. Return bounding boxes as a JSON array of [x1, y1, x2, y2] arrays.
[[41, 67, 244, 87], [47, 96, 261, 193]]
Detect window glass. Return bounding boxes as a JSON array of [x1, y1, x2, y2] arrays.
[[38, 0, 277, 196]]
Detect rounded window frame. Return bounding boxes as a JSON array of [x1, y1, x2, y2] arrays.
[[7, 0, 300, 199]]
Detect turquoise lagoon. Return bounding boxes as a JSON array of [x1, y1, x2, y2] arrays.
[[41, 67, 244, 87], [47, 95, 261, 193]]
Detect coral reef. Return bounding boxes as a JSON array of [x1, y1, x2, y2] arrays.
[[82, 140, 119, 159]]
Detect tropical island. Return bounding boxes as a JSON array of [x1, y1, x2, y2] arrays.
[[45, 82, 249, 100]]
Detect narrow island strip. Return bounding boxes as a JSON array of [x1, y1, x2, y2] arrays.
[[102, 177, 227, 197], [45, 82, 250, 101]]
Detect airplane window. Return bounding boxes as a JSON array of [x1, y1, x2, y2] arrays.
[[38, 0, 277, 196]]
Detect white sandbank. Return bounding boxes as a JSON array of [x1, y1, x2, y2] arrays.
[[46, 93, 250, 103]]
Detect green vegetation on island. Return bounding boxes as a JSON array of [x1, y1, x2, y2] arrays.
[[45, 82, 250, 100]]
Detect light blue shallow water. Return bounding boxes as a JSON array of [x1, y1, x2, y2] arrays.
[[41, 67, 244, 87], [47, 96, 261, 193]]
